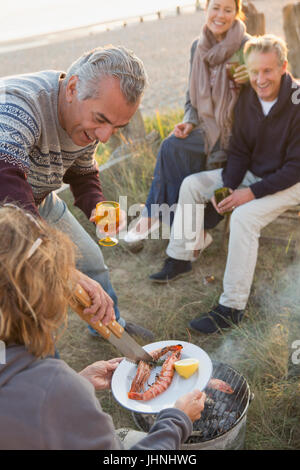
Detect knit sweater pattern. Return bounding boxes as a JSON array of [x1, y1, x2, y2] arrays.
[[0, 70, 102, 215]]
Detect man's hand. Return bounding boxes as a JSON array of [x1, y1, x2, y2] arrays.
[[211, 188, 255, 215], [79, 358, 123, 390], [173, 122, 194, 139], [233, 64, 249, 85], [90, 207, 127, 236], [75, 270, 115, 325]]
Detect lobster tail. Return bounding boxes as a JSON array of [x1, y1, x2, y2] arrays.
[[128, 391, 144, 400], [128, 344, 183, 402]]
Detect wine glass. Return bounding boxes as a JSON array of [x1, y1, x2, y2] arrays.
[[95, 201, 120, 247], [226, 61, 240, 80], [226, 49, 243, 88]]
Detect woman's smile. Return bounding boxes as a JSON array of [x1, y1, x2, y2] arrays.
[[206, 0, 237, 41]]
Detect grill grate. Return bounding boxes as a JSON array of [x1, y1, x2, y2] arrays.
[[187, 361, 249, 443], [133, 361, 250, 444]]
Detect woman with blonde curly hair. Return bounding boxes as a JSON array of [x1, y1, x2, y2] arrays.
[[0, 204, 75, 358], [0, 204, 206, 450]]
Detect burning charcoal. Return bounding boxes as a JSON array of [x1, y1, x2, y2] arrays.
[[218, 419, 229, 431], [215, 402, 227, 415], [193, 419, 204, 429], [228, 412, 238, 423], [223, 411, 237, 420], [208, 419, 219, 431], [205, 396, 215, 407], [210, 410, 219, 418], [218, 412, 237, 430], [219, 419, 233, 431]]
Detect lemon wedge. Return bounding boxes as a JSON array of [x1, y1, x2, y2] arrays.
[[174, 358, 199, 379]]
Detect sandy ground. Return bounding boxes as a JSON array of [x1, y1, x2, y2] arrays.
[[0, 0, 293, 117]]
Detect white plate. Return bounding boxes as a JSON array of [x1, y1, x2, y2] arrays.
[[111, 340, 213, 414]]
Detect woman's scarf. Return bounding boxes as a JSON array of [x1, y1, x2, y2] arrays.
[[189, 19, 246, 153]]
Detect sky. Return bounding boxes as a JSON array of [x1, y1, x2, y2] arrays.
[[1, 0, 205, 42]]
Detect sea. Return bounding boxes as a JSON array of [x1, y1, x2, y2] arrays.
[[1, 0, 205, 43]]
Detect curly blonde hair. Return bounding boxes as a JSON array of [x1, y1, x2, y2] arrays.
[[0, 204, 76, 358]]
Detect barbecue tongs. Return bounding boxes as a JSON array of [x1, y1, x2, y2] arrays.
[[71, 284, 154, 364]]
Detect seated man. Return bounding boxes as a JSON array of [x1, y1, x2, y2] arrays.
[[150, 34, 300, 334], [0, 45, 153, 340]]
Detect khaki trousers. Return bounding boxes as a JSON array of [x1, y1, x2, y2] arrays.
[[166, 169, 300, 310]]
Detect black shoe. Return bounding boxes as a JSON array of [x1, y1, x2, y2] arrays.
[[189, 304, 244, 334], [149, 257, 192, 283], [124, 321, 155, 341]]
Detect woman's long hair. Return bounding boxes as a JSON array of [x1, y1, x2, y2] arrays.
[[0, 204, 76, 358]]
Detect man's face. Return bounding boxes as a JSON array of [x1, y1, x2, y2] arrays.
[[246, 50, 287, 102], [62, 76, 140, 147]]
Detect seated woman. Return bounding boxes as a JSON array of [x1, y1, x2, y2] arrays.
[[0, 204, 206, 450], [124, 0, 249, 249]]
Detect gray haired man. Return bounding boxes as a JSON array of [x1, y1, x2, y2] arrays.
[[0, 45, 153, 340]]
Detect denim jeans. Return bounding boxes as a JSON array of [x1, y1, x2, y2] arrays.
[[39, 192, 123, 325], [142, 129, 207, 225]]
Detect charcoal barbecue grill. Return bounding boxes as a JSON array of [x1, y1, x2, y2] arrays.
[[132, 361, 254, 450]]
